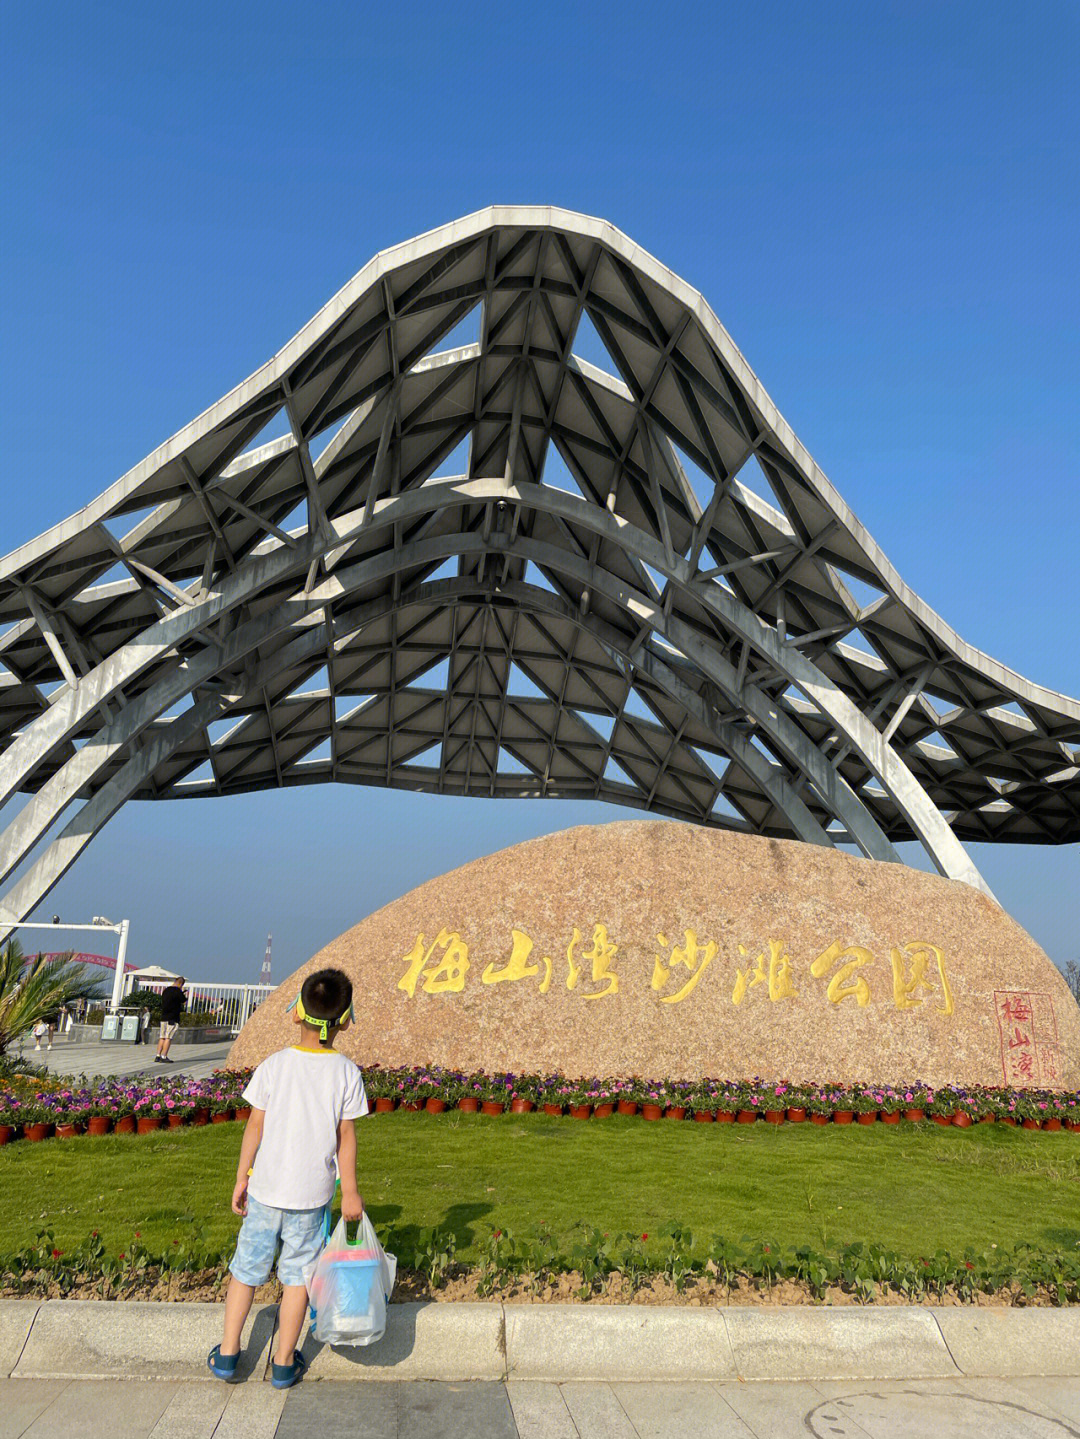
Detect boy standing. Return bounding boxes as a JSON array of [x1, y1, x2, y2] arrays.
[[208, 967, 368, 1388]]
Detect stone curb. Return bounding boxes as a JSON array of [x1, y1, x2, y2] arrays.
[[2, 1299, 1078, 1383]]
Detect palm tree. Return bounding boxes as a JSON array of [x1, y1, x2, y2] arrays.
[[0, 940, 106, 1057]]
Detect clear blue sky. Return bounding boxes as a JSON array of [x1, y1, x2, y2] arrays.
[[1, 1, 1076, 982]]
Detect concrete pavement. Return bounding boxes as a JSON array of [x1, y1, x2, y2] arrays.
[[11, 1037, 233, 1082], [4, 1376, 1080, 1438]]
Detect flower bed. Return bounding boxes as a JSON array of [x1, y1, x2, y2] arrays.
[[2, 1066, 1078, 1143]]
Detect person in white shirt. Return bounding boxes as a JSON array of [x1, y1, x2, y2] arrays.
[[207, 968, 368, 1388]]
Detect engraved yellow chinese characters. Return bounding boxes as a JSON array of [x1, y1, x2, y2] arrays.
[[810, 940, 872, 1007], [482, 928, 553, 993], [732, 939, 797, 1004], [651, 930, 718, 1004], [891, 941, 954, 1016], [566, 924, 619, 999], [398, 930, 470, 997]]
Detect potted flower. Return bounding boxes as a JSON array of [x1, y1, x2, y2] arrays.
[[135, 1092, 166, 1133], [665, 1079, 693, 1120], [736, 1082, 759, 1124], [163, 1094, 190, 1129], [928, 1087, 957, 1126], [714, 1083, 739, 1123], [86, 1092, 115, 1136], [589, 1078, 616, 1118], [902, 1083, 930, 1123], [614, 1077, 641, 1117], [538, 1075, 569, 1116], [784, 1082, 810, 1123], [457, 1073, 485, 1113], [21, 1099, 54, 1142], [56, 1098, 90, 1138], [564, 1080, 593, 1120], [806, 1089, 832, 1126], [952, 1091, 979, 1128], [509, 1074, 539, 1114], [0, 1097, 22, 1144], [640, 1082, 667, 1121], [691, 1079, 718, 1122], [878, 1087, 904, 1125], [1040, 1094, 1064, 1131], [480, 1074, 509, 1115], [365, 1067, 397, 1113]]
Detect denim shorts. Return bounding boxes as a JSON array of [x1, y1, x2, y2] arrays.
[[230, 1196, 328, 1288]]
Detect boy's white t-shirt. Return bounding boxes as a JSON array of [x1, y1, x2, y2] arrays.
[[242, 1046, 369, 1210]]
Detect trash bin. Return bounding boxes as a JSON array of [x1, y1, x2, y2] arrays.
[[100, 1013, 121, 1042], [119, 1012, 141, 1044]]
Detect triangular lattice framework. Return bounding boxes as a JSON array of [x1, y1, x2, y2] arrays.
[[1, 207, 1078, 933]]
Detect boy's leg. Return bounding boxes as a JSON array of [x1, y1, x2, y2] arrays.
[[274, 1286, 309, 1367], [220, 1277, 256, 1357]]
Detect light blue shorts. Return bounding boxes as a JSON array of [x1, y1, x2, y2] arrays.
[[230, 1195, 328, 1288]]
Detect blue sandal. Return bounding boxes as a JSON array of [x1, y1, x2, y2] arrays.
[[271, 1350, 307, 1389], [207, 1344, 240, 1381]]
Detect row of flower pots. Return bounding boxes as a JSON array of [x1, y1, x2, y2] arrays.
[[0, 1106, 253, 1145], [371, 1095, 1080, 1130]]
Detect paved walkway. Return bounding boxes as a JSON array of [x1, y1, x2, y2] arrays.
[[3, 1376, 1080, 1438], [13, 1037, 233, 1082]]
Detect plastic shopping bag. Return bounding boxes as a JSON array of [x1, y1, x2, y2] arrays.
[[308, 1214, 397, 1347]]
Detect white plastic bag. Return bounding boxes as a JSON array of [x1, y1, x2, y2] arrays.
[[308, 1214, 397, 1347]]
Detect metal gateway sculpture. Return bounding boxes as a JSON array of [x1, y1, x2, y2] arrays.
[[1, 207, 1077, 934]]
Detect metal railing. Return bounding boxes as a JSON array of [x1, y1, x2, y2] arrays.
[[123, 980, 274, 1035]]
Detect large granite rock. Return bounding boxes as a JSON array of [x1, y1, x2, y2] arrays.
[[229, 822, 1079, 1088]]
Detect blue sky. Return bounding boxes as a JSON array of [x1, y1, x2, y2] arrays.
[[1, 1, 1076, 982]]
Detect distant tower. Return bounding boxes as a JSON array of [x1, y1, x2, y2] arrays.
[[260, 934, 272, 987]]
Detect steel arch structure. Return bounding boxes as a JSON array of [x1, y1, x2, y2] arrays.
[[2, 206, 1078, 932]]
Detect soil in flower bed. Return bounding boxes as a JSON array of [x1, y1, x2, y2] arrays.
[[0, 1267, 1068, 1308]]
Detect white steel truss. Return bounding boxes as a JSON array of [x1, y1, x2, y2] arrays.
[[2, 207, 1078, 931]]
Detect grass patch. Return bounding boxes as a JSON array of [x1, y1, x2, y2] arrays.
[[2, 1113, 1079, 1264]]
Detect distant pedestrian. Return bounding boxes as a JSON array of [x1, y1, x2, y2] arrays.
[[155, 977, 186, 1063]]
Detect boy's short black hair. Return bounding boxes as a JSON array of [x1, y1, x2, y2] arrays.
[[300, 968, 353, 1024]]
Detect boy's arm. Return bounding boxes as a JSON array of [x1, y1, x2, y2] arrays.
[[231, 1108, 265, 1215], [336, 1117, 363, 1221]]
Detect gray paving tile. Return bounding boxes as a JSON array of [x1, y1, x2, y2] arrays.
[[19, 1380, 177, 1439], [0, 1381, 70, 1439], [713, 1380, 831, 1439], [559, 1383, 637, 1439], [396, 1382, 518, 1439], [612, 1382, 754, 1439], [507, 1381, 579, 1439], [148, 1383, 230, 1438], [212, 1384, 288, 1439], [275, 1382, 400, 1439]]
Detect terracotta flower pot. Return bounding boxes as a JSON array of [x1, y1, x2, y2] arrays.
[[425, 1098, 447, 1114], [736, 1110, 757, 1124], [1021, 1118, 1040, 1130], [932, 1114, 954, 1126], [87, 1116, 111, 1136], [188, 1109, 209, 1127], [457, 1097, 480, 1113], [857, 1112, 878, 1125], [398, 1101, 421, 1112], [1000, 1115, 1017, 1126], [114, 1115, 136, 1134], [1066, 1121, 1080, 1133], [211, 1110, 235, 1124], [833, 1111, 854, 1125], [25, 1122, 53, 1141], [810, 1113, 829, 1126], [0, 1125, 14, 1145], [509, 1099, 534, 1114], [715, 1111, 735, 1123], [137, 1116, 162, 1134], [953, 1113, 973, 1128], [167, 1114, 186, 1129], [664, 1106, 686, 1120], [569, 1104, 592, 1120], [642, 1103, 663, 1121], [617, 1100, 638, 1116], [904, 1109, 925, 1122], [881, 1111, 901, 1125], [542, 1102, 563, 1116], [1042, 1118, 1062, 1131], [234, 1107, 252, 1122], [692, 1110, 715, 1122], [593, 1102, 614, 1118], [764, 1110, 785, 1124], [978, 1114, 996, 1124], [480, 1100, 505, 1116], [375, 1097, 396, 1113], [786, 1108, 807, 1123], [56, 1122, 83, 1138]]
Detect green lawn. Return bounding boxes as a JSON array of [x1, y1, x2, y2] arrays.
[[2, 1113, 1078, 1263]]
